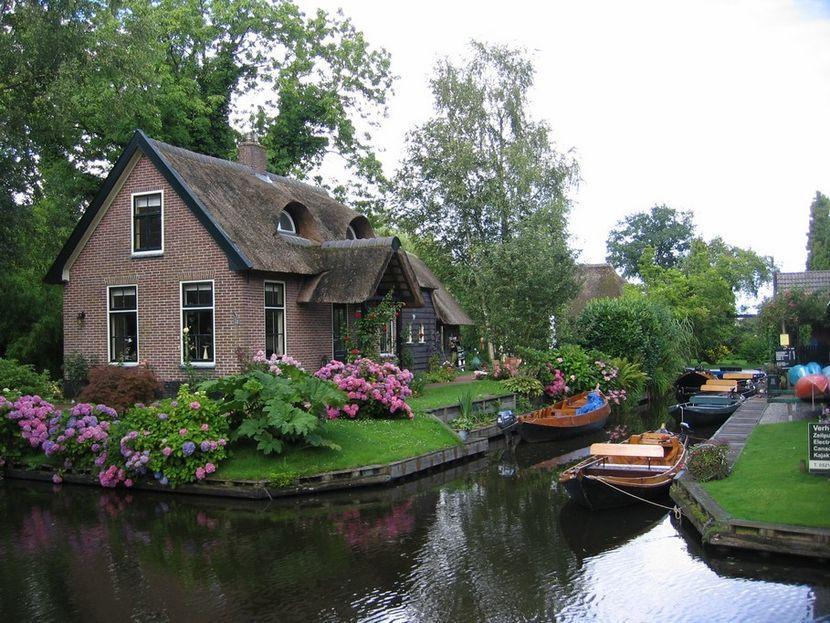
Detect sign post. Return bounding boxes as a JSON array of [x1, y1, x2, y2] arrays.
[[808, 422, 830, 474]]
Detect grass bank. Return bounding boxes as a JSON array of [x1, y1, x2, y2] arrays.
[[702, 420, 830, 528], [216, 414, 460, 482], [408, 379, 509, 411]]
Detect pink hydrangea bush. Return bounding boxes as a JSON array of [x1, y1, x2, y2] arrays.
[[252, 350, 305, 375], [315, 358, 413, 420], [102, 386, 229, 488]]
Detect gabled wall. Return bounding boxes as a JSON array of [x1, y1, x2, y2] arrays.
[[63, 154, 333, 382]]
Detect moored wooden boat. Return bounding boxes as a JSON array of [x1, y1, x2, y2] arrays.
[[675, 369, 715, 401], [668, 393, 743, 428], [558, 431, 686, 510], [517, 391, 610, 443]]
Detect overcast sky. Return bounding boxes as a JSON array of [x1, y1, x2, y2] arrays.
[[297, 0, 830, 275]]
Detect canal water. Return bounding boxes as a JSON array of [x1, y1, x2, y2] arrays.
[[1, 432, 828, 623]]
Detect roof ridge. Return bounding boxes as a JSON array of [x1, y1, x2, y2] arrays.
[[146, 136, 334, 200]]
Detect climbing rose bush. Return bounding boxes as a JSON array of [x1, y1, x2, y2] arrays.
[[315, 358, 413, 420], [103, 386, 229, 488]]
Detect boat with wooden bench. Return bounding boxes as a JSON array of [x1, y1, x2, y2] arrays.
[[559, 430, 686, 510], [668, 393, 744, 428], [517, 390, 610, 443]]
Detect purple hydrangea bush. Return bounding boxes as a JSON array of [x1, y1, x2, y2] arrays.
[[105, 386, 229, 488]]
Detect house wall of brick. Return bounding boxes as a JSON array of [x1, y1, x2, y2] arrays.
[[62, 154, 334, 383]]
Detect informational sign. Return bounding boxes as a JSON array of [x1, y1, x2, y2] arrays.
[[808, 422, 830, 474]]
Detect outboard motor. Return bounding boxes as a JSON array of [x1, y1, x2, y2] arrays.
[[679, 421, 691, 444], [497, 409, 517, 434]]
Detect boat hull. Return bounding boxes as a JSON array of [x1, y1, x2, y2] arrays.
[[518, 414, 608, 443], [669, 403, 740, 428], [561, 474, 674, 510]]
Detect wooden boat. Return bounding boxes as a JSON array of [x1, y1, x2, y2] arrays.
[[794, 374, 830, 400], [558, 431, 686, 510], [517, 391, 611, 443], [675, 369, 716, 401], [668, 393, 743, 428]]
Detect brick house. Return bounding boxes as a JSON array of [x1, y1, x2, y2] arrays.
[[46, 131, 472, 385]]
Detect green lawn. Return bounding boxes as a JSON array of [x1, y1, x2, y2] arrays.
[[408, 379, 510, 411], [215, 414, 460, 483], [702, 420, 830, 528]]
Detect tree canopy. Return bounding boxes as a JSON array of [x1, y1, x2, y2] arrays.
[[605, 204, 695, 279], [393, 41, 578, 353], [0, 0, 393, 372], [806, 191, 830, 270]]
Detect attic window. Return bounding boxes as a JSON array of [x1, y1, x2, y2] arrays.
[[132, 191, 163, 255], [346, 225, 357, 240], [277, 211, 296, 234]]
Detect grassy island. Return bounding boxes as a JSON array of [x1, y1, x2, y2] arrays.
[[407, 380, 508, 412], [216, 414, 460, 482], [702, 421, 830, 529]]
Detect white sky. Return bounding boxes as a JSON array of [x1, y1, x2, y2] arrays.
[[296, 0, 830, 274]]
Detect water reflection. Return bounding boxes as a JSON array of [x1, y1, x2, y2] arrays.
[[0, 433, 827, 622]]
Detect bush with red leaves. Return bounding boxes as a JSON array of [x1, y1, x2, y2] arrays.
[[78, 366, 163, 414]]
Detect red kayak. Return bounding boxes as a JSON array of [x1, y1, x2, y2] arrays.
[[794, 374, 830, 400]]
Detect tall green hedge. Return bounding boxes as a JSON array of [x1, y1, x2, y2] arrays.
[[577, 296, 693, 398]]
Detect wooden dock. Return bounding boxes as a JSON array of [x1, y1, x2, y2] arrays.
[[671, 394, 830, 559], [710, 395, 767, 466]]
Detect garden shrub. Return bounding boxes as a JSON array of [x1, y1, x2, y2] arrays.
[[202, 361, 346, 455], [578, 296, 693, 398], [64, 352, 92, 383], [103, 386, 230, 487], [78, 365, 163, 413], [0, 394, 59, 461], [501, 375, 544, 398], [45, 403, 118, 478], [687, 443, 730, 482], [0, 358, 60, 400], [315, 358, 414, 420], [409, 373, 427, 396]]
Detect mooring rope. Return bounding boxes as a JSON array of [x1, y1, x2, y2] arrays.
[[587, 475, 683, 520]]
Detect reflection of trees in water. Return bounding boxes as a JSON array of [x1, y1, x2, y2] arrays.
[[402, 469, 579, 621]]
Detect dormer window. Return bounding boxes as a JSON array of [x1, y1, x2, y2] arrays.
[[346, 225, 357, 240], [132, 191, 163, 255], [277, 211, 296, 234]]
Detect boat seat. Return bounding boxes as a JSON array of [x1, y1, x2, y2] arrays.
[[589, 443, 664, 458]]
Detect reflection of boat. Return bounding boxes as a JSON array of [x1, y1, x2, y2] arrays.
[[559, 431, 686, 510], [668, 394, 744, 428], [559, 501, 668, 561], [517, 391, 610, 443]]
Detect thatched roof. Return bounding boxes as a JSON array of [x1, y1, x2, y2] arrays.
[[46, 131, 472, 324], [298, 237, 423, 307], [405, 253, 474, 326], [569, 264, 626, 315]]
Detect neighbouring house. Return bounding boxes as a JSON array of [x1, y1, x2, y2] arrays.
[[568, 263, 626, 317], [46, 130, 472, 387], [772, 270, 830, 353]]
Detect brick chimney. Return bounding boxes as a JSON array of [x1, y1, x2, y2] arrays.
[[237, 135, 267, 173]]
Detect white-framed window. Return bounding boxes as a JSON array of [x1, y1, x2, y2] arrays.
[[418, 323, 426, 344], [380, 317, 397, 356], [108, 285, 138, 364], [346, 224, 357, 240], [181, 280, 215, 366], [265, 281, 286, 357], [406, 323, 413, 344], [277, 210, 296, 234], [131, 190, 163, 255]]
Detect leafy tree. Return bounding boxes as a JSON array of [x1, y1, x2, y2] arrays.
[[806, 191, 830, 270], [393, 41, 578, 353], [759, 287, 829, 352], [606, 204, 695, 279], [638, 239, 774, 362], [0, 0, 393, 373]]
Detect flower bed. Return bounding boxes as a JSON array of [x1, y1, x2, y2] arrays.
[[315, 358, 414, 420]]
